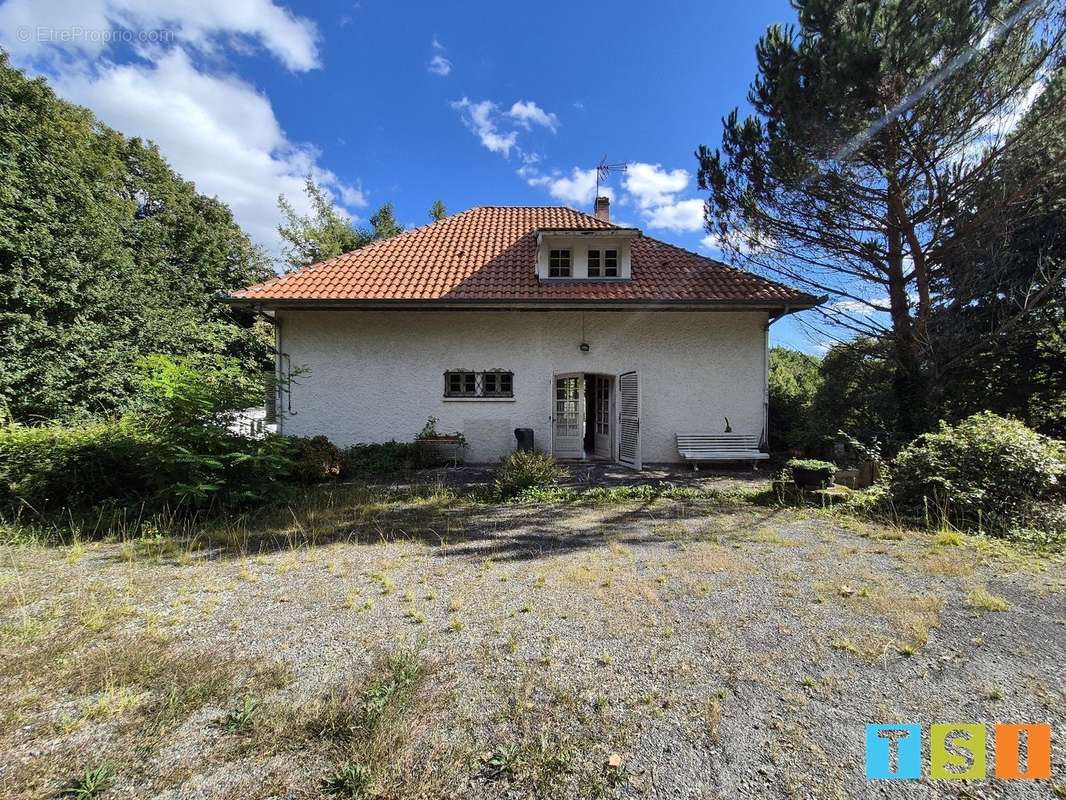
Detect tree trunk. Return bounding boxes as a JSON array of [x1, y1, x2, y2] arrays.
[[886, 186, 927, 436]]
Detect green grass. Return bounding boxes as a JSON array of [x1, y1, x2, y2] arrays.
[[59, 762, 115, 799]]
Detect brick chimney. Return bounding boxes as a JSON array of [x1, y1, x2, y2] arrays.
[[594, 195, 610, 223]]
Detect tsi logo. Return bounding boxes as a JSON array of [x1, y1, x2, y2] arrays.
[[865, 723, 1052, 780]]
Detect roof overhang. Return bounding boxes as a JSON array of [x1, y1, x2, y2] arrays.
[[535, 227, 641, 245], [224, 295, 825, 313]]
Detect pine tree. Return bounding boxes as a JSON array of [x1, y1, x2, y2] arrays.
[[697, 0, 1065, 434], [277, 177, 371, 271], [429, 199, 447, 221]]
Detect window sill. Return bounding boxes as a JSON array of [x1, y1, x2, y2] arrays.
[[442, 397, 516, 403]]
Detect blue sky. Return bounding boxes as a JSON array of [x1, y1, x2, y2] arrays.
[[0, 0, 822, 350]]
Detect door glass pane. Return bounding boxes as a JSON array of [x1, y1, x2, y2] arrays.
[[555, 377, 580, 437]]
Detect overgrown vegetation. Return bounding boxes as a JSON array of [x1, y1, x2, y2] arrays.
[[0, 356, 291, 519], [494, 451, 567, 499], [889, 412, 1065, 537]]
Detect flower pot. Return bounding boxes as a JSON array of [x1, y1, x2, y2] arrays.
[[792, 466, 834, 489], [417, 437, 465, 465]]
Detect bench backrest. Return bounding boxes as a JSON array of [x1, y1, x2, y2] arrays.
[[676, 433, 762, 451]]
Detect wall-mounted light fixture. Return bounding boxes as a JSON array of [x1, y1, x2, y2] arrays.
[[579, 342, 590, 352]]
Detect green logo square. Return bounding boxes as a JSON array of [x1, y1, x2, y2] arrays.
[[930, 723, 986, 780]]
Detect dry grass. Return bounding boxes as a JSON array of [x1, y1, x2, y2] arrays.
[[0, 484, 1057, 799], [965, 584, 1010, 611], [0, 622, 290, 799], [252, 648, 467, 799], [814, 577, 943, 660]]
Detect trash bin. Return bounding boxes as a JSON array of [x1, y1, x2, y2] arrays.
[[514, 428, 534, 452]]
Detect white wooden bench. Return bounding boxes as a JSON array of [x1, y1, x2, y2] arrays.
[[675, 433, 769, 471]]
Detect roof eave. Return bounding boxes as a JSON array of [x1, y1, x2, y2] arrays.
[[223, 295, 824, 312]]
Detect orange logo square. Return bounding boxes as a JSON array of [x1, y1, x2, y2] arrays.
[[994, 723, 1051, 779]]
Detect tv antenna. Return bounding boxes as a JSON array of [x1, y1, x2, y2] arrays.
[[595, 156, 627, 198]]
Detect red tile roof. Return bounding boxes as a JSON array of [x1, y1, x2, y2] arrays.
[[230, 206, 819, 307]]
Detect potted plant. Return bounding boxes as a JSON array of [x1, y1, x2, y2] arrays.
[[414, 416, 467, 465], [788, 458, 837, 489]]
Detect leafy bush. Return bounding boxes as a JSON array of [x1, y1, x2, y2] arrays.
[[0, 420, 154, 512], [341, 442, 423, 480], [494, 451, 567, 499], [890, 412, 1065, 535], [768, 347, 822, 450], [288, 436, 343, 484], [0, 420, 293, 516], [0, 356, 292, 519]]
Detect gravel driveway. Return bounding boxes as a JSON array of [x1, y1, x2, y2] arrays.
[[1, 490, 1063, 799]]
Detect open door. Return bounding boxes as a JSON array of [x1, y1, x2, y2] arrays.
[[552, 373, 585, 459], [617, 370, 641, 470]]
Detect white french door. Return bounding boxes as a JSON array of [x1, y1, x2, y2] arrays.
[[552, 373, 584, 459], [593, 376, 611, 458], [617, 370, 641, 470]]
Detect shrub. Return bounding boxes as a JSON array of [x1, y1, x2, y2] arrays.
[[768, 347, 822, 450], [0, 420, 293, 517], [0, 356, 293, 519], [494, 451, 566, 499], [890, 412, 1065, 535], [0, 420, 153, 513], [288, 436, 343, 484], [341, 442, 423, 480]]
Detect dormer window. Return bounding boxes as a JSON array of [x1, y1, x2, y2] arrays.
[[549, 249, 571, 277], [588, 249, 618, 278], [536, 228, 638, 281]]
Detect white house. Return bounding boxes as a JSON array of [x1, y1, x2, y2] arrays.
[[229, 201, 820, 467]]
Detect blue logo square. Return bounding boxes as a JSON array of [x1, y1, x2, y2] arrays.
[[866, 724, 922, 779]]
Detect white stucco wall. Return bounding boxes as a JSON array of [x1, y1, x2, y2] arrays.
[[275, 309, 769, 464]]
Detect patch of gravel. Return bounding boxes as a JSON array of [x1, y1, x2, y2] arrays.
[[1, 499, 1064, 799]]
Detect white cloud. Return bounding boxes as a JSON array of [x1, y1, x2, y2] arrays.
[[524, 167, 613, 207], [644, 198, 704, 232], [507, 100, 558, 132], [829, 297, 890, 315], [451, 97, 518, 156], [0, 0, 320, 71], [52, 48, 361, 254], [623, 162, 690, 209], [427, 38, 451, 76], [428, 53, 451, 76], [701, 227, 776, 255]]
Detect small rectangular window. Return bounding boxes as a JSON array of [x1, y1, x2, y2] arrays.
[[604, 249, 618, 277], [548, 249, 571, 277], [444, 370, 513, 398], [445, 371, 477, 397], [482, 371, 513, 397], [587, 249, 600, 277]]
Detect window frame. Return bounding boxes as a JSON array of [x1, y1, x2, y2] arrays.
[[587, 248, 601, 278], [443, 370, 514, 399], [444, 371, 478, 397], [548, 248, 572, 278], [603, 249, 619, 278]]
